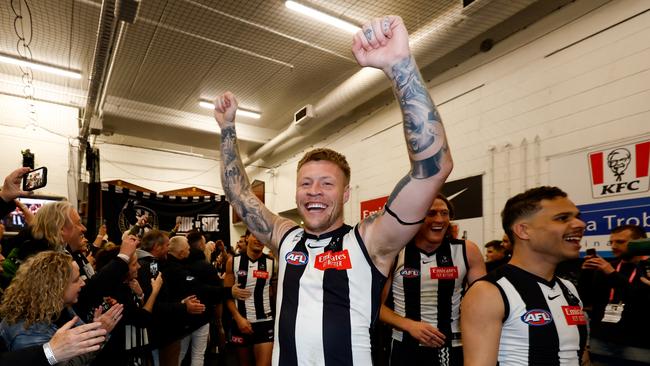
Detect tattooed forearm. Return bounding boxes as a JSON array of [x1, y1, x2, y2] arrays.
[[220, 125, 272, 237], [390, 56, 448, 179], [411, 143, 448, 179], [386, 175, 411, 207]]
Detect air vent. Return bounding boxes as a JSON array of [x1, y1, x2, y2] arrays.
[[293, 105, 315, 127], [461, 0, 492, 16]]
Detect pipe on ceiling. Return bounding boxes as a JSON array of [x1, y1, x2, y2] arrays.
[[79, 0, 119, 143]]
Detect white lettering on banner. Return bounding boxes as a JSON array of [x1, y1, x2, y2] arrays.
[[362, 207, 383, 219], [603, 212, 650, 230], [201, 216, 220, 232], [177, 217, 194, 232]]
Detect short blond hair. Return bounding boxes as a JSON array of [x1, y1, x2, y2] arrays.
[[169, 236, 188, 255], [297, 148, 350, 185]]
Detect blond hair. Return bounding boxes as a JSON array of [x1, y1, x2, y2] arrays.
[[0, 251, 73, 328], [30, 201, 74, 250], [297, 148, 351, 185], [169, 236, 188, 255]]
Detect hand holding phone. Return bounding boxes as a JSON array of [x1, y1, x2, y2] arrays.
[[22, 167, 47, 191]]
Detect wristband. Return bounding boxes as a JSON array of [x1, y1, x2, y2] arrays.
[[43, 342, 58, 365]]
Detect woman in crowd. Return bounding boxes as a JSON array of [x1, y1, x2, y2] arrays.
[[0, 251, 122, 365]]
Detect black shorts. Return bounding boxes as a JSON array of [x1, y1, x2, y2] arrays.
[[389, 338, 463, 366], [231, 319, 274, 347]]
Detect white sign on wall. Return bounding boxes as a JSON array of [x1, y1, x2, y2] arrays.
[[550, 139, 650, 258]]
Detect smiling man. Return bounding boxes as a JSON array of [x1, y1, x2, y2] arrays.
[[379, 194, 485, 366], [461, 186, 588, 366], [213, 15, 452, 366]]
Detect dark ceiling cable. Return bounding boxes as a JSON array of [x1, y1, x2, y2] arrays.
[[10, 0, 38, 128]]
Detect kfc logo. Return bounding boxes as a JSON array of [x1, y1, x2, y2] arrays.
[[589, 141, 650, 198]]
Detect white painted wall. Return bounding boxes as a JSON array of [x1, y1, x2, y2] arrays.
[[0, 94, 79, 202], [254, 0, 650, 245]]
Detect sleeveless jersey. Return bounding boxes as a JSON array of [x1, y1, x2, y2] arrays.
[[232, 252, 275, 323], [391, 238, 468, 347], [272, 224, 387, 366], [485, 264, 587, 366]]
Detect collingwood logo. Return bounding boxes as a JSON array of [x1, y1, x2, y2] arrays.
[[588, 141, 650, 198]]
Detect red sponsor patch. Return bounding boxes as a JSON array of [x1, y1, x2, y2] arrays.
[[562, 306, 586, 325], [315, 250, 352, 271], [430, 266, 459, 280], [231, 335, 244, 344], [253, 270, 269, 279]]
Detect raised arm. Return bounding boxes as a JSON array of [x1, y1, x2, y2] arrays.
[[354, 16, 453, 274], [214, 93, 295, 253]]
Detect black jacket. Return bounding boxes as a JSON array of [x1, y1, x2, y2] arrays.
[[137, 252, 186, 346], [578, 259, 650, 348]]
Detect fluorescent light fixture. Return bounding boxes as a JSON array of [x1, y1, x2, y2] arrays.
[[285, 1, 360, 33], [199, 100, 261, 119], [0, 54, 82, 79]]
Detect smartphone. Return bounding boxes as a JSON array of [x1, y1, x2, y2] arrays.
[[22, 167, 47, 191], [585, 248, 597, 257]]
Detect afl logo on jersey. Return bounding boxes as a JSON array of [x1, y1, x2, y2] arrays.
[[236, 270, 247, 277], [521, 309, 553, 326], [400, 268, 420, 278], [285, 251, 308, 266]]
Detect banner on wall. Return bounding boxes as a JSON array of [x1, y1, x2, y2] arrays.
[[101, 184, 230, 244], [359, 174, 483, 243], [550, 138, 650, 257]]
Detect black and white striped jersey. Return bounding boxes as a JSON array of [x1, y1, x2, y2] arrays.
[[272, 224, 387, 366], [484, 264, 587, 366], [232, 252, 275, 323], [391, 238, 468, 347]]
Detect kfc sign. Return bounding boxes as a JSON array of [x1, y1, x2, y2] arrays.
[[588, 141, 650, 198]]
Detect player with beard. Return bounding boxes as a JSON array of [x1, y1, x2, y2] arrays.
[[213, 15, 453, 366], [226, 231, 276, 366], [461, 186, 588, 366], [380, 194, 485, 366]]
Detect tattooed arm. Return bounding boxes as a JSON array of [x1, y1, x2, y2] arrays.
[[353, 16, 453, 275], [214, 93, 295, 254]]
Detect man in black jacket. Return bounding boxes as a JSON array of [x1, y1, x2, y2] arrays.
[[579, 224, 650, 365], [137, 230, 205, 366]]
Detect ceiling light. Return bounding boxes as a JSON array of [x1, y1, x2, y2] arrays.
[[199, 100, 261, 119], [0, 54, 82, 79], [285, 1, 360, 34]]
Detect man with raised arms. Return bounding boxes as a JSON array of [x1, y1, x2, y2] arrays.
[[214, 15, 452, 366]]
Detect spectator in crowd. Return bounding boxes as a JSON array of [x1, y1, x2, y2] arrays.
[[484, 239, 509, 272], [379, 195, 485, 365], [137, 230, 204, 366], [579, 224, 650, 365], [462, 186, 587, 366], [226, 231, 276, 366], [91, 247, 163, 365], [0, 251, 122, 364], [179, 232, 223, 366]]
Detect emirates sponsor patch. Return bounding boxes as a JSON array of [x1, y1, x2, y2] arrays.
[[430, 266, 459, 280], [315, 249, 352, 271]]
